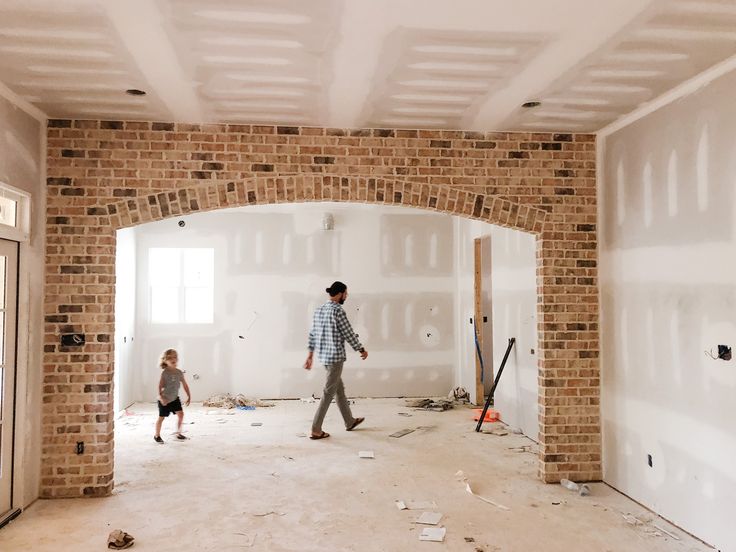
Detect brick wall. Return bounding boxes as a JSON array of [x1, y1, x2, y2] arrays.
[[44, 120, 599, 497]]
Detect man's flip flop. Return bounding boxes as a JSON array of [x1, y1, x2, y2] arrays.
[[347, 417, 365, 431], [310, 431, 330, 440]]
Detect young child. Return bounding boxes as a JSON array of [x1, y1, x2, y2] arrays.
[[154, 348, 191, 444]]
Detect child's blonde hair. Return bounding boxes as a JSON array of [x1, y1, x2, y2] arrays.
[[159, 348, 178, 369]]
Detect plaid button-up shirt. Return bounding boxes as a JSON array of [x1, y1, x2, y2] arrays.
[[308, 301, 363, 365]]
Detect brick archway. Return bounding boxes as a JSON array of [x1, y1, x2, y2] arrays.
[[104, 175, 548, 232], [43, 122, 600, 498]]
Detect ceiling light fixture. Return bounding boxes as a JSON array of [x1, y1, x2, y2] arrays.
[[126, 89, 147, 96], [522, 101, 541, 108]]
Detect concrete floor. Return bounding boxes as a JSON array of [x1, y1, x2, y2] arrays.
[[0, 399, 712, 551]]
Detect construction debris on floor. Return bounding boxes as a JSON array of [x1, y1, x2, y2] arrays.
[[405, 398, 454, 411], [389, 428, 415, 438], [561, 478, 592, 496], [107, 529, 134, 550], [202, 393, 274, 409], [419, 527, 446, 542], [456, 470, 509, 511]]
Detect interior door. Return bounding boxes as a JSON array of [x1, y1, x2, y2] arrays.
[[0, 239, 18, 519]]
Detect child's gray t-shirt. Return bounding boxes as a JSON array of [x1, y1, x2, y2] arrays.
[[161, 368, 183, 402]]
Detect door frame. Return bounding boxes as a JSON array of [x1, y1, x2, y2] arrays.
[[473, 236, 493, 404], [0, 239, 20, 526], [0, 181, 34, 524]]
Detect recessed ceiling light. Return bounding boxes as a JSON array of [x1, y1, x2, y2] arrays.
[[126, 89, 147, 96], [201, 36, 302, 49], [399, 79, 489, 90], [413, 44, 518, 57], [194, 10, 310, 25], [521, 101, 541, 108], [225, 73, 309, 84], [391, 93, 472, 103], [409, 61, 500, 72]]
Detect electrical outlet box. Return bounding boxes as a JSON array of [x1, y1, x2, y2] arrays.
[[76, 442, 84, 455], [61, 333, 85, 347], [717, 345, 731, 361], [647, 454, 653, 467]]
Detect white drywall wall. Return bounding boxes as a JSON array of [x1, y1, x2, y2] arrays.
[[600, 67, 736, 551], [114, 228, 136, 413], [0, 93, 45, 508], [129, 203, 457, 401], [454, 219, 538, 439], [487, 226, 539, 440]]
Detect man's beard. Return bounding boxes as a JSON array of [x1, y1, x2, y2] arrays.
[[339, 297, 346, 305]]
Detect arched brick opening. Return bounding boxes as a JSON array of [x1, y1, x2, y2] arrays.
[[43, 123, 600, 498]]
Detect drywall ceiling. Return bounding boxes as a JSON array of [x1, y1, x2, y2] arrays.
[[0, 0, 734, 132]]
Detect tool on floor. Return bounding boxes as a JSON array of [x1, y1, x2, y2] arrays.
[[475, 337, 515, 432]]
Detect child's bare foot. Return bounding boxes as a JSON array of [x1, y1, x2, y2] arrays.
[[154, 436, 164, 444]]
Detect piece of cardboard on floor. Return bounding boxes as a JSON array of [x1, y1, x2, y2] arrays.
[[389, 428, 415, 438], [358, 450, 375, 459]]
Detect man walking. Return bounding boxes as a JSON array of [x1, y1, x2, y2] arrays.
[[304, 281, 368, 440]]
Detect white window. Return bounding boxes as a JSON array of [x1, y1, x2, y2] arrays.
[[0, 182, 31, 242], [149, 248, 214, 324]]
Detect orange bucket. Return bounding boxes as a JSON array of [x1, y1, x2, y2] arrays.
[[472, 408, 499, 422]]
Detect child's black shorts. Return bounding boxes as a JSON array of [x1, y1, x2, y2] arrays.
[[158, 397, 183, 417]]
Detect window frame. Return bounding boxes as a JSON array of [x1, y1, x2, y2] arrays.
[[148, 247, 214, 325]]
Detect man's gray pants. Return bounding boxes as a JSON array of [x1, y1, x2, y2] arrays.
[[312, 361, 356, 433]]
